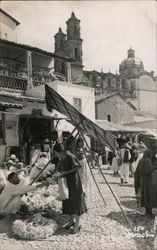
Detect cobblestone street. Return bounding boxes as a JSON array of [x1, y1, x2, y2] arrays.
[[0, 167, 156, 250]]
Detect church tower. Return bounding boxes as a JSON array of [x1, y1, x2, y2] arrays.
[[65, 12, 83, 83], [54, 27, 66, 76]]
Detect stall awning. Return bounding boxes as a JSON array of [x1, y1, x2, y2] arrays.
[[45, 84, 118, 151], [0, 101, 23, 109]]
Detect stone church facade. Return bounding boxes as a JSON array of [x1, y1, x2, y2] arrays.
[[54, 12, 156, 101], [83, 47, 156, 99]]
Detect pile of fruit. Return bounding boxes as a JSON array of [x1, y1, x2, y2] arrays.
[[12, 213, 58, 240]]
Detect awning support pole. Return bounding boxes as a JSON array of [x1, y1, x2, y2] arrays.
[[80, 134, 106, 206], [30, 159, 51, 185], [81, 132, 134, 233]]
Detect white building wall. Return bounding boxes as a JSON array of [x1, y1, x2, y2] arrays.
[[26, 80, 95, 121], [52, 81, 95, 120], [5, 113, 19, 146], [52, 81, 95, 141], [26, 80, 95, 141], [0, 113, 19, 165], [0, 11, 18, 42], [137, 75, 157, 115]]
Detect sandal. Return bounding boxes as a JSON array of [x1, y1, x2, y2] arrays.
[[62, 221, 75, 229]]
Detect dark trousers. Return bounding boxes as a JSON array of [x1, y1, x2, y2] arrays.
[[145, 207, 152, 215]]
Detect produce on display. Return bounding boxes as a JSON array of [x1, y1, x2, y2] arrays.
[[12, 175, 63, 239], [21, 184, 61, 212], [12, 213, 58, 240]]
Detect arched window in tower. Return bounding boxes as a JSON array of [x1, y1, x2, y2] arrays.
[[74, 25, 77, 37], [116, 78, 120, 90], [60, 39, 64, 50], [108, 78, 111, 88], [130, 80, 136, 98], [74, 47, 79, 59]]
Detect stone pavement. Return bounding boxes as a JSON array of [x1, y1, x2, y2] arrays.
[[0, 168, 156, 250]]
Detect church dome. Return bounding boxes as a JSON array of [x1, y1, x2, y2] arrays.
[[120, 57, 143, 67], [119, 48, 144, 78]]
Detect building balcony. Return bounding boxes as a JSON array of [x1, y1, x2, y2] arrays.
[[0, 75, 27, 90], [0, 57, 54, 90]]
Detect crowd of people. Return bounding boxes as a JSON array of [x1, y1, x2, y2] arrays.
[[109, 137, 147, 184], [109, 135, 157, 218], [0, 134, 157, 235]]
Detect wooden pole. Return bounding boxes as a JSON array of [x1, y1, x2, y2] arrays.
[[81, 133, 134, 232], [30, 159, 52, 185], [81, 141, 106, 206]]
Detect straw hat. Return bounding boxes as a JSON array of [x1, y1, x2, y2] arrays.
[[10, 154, 16, 160], [7, 160, 13, 165]]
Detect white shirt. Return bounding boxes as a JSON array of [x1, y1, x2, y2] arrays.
[[0, 181, 36, 214], [0, 169, 7, 188]]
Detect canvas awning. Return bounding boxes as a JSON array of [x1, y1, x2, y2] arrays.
[[45, 84, 117, 150]]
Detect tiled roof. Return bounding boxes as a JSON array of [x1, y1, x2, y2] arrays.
[[95, 92, 137, 110], [0, 39, 74, 62], [95, 92, 118, 102], [0, 91, 45, 103], [96, 120, 144, 132], [0, 101, 23, 109]]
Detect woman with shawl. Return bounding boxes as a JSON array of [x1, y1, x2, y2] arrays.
[[134, 149, 154, 218]]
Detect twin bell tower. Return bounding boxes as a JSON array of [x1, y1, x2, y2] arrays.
[[54, 12, 83, 84]]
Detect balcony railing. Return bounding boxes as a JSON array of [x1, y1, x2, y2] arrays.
[[32, 66, 55, 86], [0, 57, 27, 91], [0, 57, 55, 90], [33, 80, 45, 87], [0, 75, 27, 90]]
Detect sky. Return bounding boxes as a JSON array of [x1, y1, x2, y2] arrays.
[[1, 0, 157, 75]]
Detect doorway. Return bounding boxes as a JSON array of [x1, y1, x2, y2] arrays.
[[19, 117, 53, 164]]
